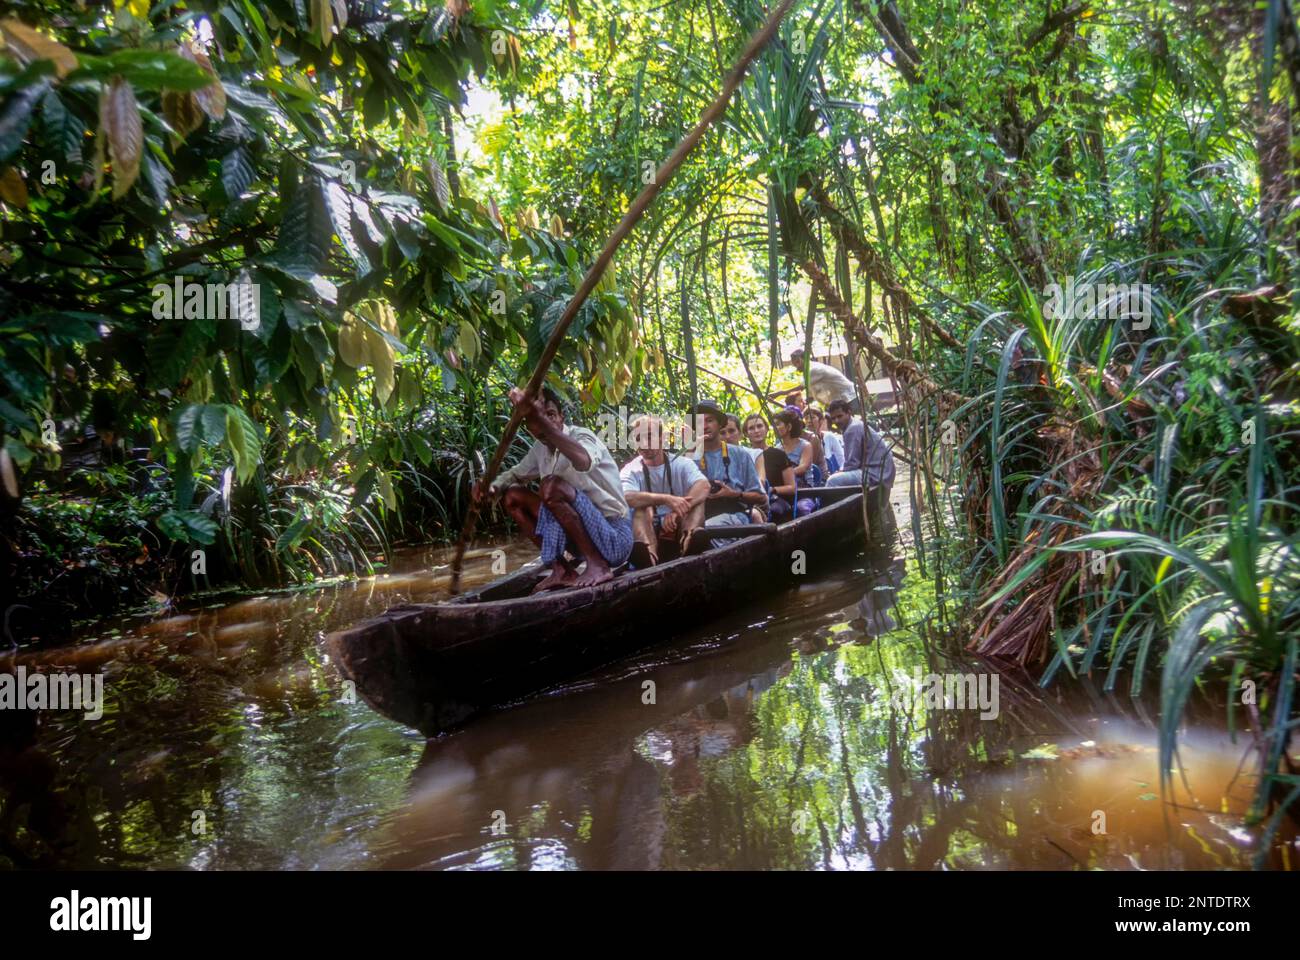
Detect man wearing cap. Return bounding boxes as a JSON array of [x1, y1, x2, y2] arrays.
[[620, 414, 710, 566], [789, 348, 856, 408], [472, 385, 632, 591], [686, 399, 766, 530]]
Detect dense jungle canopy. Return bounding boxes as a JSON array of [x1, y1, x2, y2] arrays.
[[1, 2, 1298, 831]]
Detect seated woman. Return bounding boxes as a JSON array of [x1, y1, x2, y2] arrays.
[[805, 405, 843, 475], [775, 407, 823, 488], [741, 413, 769, 462], [782, 404, 826, 480], [758, 446, 796, 523], [767, 409, 821, 521], [728, 408, 764, 520]]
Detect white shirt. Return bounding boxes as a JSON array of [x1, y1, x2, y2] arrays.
[[620, 455, 706, 517], [493, 425, 629, 520], [806, 360, 855, 404], [821, 430, 845, 467]]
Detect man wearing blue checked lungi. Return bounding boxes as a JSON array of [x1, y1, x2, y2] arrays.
[[473, 385, 633, 592]]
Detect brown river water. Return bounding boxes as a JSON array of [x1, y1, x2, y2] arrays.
[[1, 510, 1295, 870]]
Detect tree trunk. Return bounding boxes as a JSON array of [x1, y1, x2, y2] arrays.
[[800, 259, 964, 407], [810, 184, 963, 350]]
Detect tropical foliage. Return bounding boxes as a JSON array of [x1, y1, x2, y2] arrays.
[[1, 0, 1297, 834]]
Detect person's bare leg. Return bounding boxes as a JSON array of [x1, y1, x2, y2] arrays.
[[679, 499, 707, 556], [501, 485, 542, 547], [531, 543, 581, 593], [537, 477, 613, 589], [527, 479, 585, 592], [629, 506, 658, 568]]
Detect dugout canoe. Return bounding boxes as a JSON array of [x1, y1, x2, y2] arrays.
[[329, 489, 875, 737]]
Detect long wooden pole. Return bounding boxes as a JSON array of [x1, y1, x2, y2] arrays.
[[449, 0, 799, 594]]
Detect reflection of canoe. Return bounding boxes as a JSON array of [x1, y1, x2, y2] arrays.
[[328, 491, 868, 737], [378, 627, 812, 869]]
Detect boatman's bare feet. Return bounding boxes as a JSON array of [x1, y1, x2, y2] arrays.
[[532, 561, 578, 593], [571, 561, 613, 588]]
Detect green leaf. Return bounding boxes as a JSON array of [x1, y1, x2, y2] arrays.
[[157, 508, 219, 545], [73, 50, 213, 92], [9, 311, 102, 347], [427, 157, 450, 210], [275, 513, 311, 553], [323, 178, 369, 273], [140, 151, 173, 204], [222, 146, 255, 199], [223, 405, 262, 483], [147, 313, 216, 388], [41, 89, 85, 165], [456, 319, 479, 362], [3, 435, 34, 468], [0, 397, 37, 432], [0, 74, 53, 163], [171, 402, 227, 455], [273, 174, 333, 273], [376, 470, 396, 510]]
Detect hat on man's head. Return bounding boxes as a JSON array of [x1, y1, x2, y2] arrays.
[[687, 398, 728, 427]]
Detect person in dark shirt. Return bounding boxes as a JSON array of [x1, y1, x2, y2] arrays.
[[769, 408, 821, 519]]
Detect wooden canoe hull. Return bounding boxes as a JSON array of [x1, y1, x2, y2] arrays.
[[328, 492, 868, 737]]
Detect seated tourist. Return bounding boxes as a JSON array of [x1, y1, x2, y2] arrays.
[[741, 413, 769, 463], [620, 415, 710, 566], [776, 406, 824, 488], [771, 408, 821, 518], [805, 405, 843, 474], [722, 414, 765, 522], [721, 414, 744, 446], [473, 385, 632, 591], [757, 446, 802, 523], [686, 399, 766, 531], [803, 413, 827, 477], [823, 399, 896, 492]]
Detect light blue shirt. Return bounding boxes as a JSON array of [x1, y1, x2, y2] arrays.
[[692, 443, 762, 520]]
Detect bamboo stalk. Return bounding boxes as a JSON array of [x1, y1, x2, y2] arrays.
[[449, 0, 800, 594]]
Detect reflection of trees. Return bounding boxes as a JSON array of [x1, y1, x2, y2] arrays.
[[649, 558, 1277, 870], [0, 579, 426, 868], [11, 539, 1274, 870]]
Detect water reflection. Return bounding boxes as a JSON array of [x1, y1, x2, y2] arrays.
[[0, 541, 1293, 871], [375, 552, 1293, 871]]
